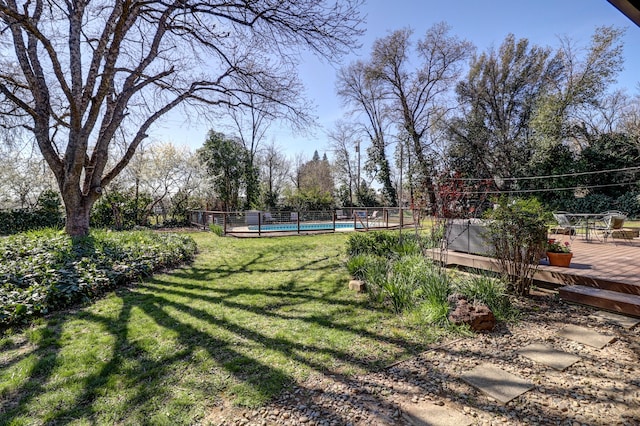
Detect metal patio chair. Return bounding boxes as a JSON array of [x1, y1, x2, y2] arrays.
[[552, 212, 578, 240]]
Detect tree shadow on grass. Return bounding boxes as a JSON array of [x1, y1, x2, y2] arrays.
[[0, 235, 430, 424], [0, 317, 66, 423]]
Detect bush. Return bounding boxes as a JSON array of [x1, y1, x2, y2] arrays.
[[345, 231, 424, 258], [484, 197, 548, 296], [616, 191, 640, 219], [362, 258, 388, 304], [0, 190, 63, 235], [209, 223, 224, 236], [563, 193, 613, 215], [346, 253, 380, 281], [91, 189, 153, 230], [0, 229, 197, 327]]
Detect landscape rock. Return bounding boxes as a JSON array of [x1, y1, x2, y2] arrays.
[[448, 294, 496, 331], [348, 280, 366, 293]]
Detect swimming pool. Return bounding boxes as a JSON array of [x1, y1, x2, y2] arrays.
[[247, 222, 364, 231]]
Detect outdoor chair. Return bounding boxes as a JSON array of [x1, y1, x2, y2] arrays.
[[552, 212, 578, 240], [335, 209, 348, 220], [593, 211, 629, 243], [368, 210, 379, 219], [263, 212, 274, 223]]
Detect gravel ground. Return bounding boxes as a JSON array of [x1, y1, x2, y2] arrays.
[[205, 293, 640, 426]]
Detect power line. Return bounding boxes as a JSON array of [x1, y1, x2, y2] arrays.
[[433, 181, 637, 196], [445, 165, 640, 182]]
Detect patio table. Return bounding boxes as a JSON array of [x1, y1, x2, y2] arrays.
[[564, 213, 605, 241]]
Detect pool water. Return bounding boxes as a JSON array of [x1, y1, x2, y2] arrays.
[[247, 222, 363, 231]]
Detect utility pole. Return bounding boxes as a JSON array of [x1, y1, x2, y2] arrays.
[[399, 142, 403, 236], [355, 140, 360, 204]]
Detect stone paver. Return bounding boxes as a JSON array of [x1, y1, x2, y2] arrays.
[[556, 324, 615, 348], [590, 310, 640, 329], [518, 343, 580, 371], [460, 363, 533, 404], [402, 403, 472, 426]]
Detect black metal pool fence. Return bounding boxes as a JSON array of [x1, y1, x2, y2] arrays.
[[190, 207, 418, 236]]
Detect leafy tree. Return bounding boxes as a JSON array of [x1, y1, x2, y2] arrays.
[[0, 0, 364, 236], [288, 151, 335, 209], [578, 132, 640, 198], [355, 179, 379, 207], [197, 131, 248, 211], [531, 26, 625, 148], [299, 153, 334, 196], [448, 34, 562, 186]]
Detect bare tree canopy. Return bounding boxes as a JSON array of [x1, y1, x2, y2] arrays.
[[0, 0, 364, 235]]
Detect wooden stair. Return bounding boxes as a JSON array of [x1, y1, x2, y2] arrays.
[[559, 285, 640, 318]]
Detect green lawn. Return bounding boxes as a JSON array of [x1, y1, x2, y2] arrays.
[[0, 232, 439, 425]]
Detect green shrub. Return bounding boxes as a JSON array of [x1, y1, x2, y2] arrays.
[[209, 223, 224, 236], [484, 197, 548, 296], [616, 191, 640, 219], [0, 229, 197, 327], [384, 255, 426, 313], [382, 271, 413, 313], [0, 190, 63, 235], [414, 299, 451, 326], [91, 189, 153, 229], [345, 231, 424, 258]]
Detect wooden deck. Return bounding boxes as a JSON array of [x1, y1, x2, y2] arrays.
[[438, 236, 640, 316]]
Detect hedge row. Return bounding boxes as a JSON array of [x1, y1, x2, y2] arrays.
[[0, 229, 197, 327]]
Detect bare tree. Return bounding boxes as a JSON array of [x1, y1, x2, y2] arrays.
[[336, 61, 396, 205], [227, 62, 311, 208], [289, 152, 307, 190], [0, 0, 364, 236], [0, 136, 56, 209], [367, 23, 473, 208], [327, 121, 359, 206], [122, 142, 197, 224], [259, 140, 290, 209]]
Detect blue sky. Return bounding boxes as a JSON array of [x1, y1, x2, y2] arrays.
[[157, 0, 640, 159]]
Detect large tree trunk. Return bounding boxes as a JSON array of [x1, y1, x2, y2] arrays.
[[63, 194, 96, 237]]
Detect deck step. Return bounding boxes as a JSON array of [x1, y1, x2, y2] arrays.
[[559, 285, 640, 318]]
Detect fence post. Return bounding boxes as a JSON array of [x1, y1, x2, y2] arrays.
[[223, 213, 227, 235]]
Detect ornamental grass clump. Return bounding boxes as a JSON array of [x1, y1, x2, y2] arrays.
[[345, 230, 519, 328]]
